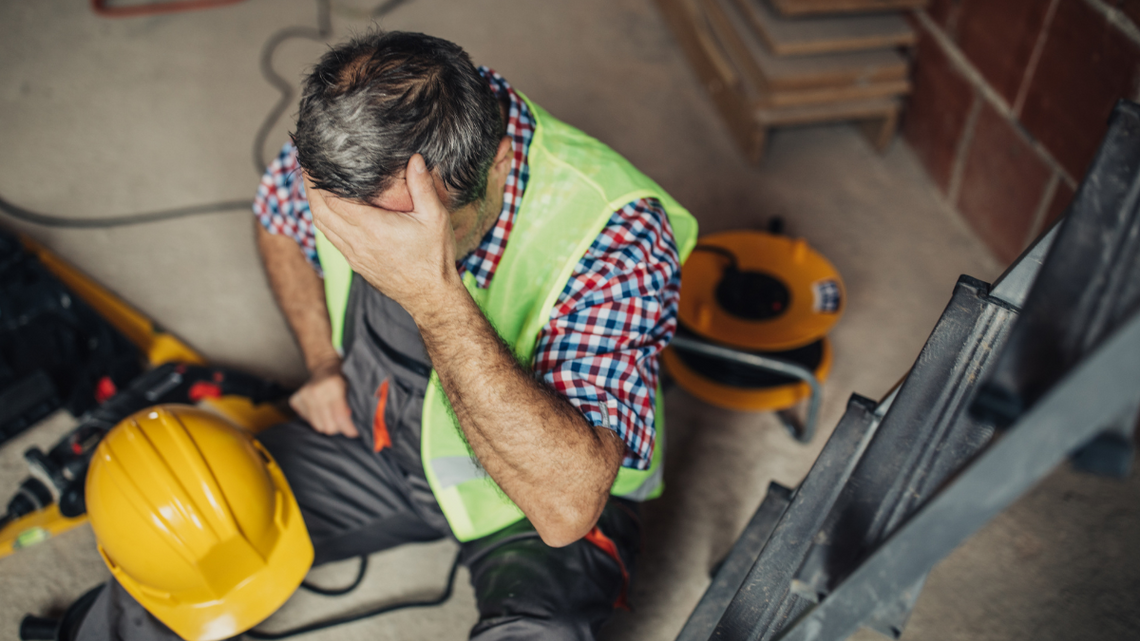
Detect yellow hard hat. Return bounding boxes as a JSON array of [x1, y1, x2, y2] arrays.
[[85, 405, 313, 641]]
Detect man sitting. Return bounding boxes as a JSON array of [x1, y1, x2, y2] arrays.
[[77, 30, 696, 641]]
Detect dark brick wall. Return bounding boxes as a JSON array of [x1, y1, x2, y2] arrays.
[[956, 0, 1054, 104], [956, 102, 1053, 261], [1019, 0, 1140, 178], [902, 30, 976, 192], [904, 0, 1140, 264]]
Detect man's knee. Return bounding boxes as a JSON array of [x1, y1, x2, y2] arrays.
[[464, 521, 632, 641], [255, 419, 316, 468], [254, 420, 364, 492]]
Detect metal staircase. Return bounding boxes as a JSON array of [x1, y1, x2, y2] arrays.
[[675, 99, 1140, 641]]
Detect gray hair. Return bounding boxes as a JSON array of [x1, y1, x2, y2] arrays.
[[293, 31, 505, 209]]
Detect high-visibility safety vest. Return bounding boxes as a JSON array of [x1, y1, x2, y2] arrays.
[[315, 93, 698, 541]]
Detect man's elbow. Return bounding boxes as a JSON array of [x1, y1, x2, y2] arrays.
[[533, 496, 607, 548], [530, 436, 623, 548], [537, 523, 592, 549]]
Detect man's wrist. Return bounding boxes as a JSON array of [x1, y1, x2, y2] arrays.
[[306, 354, 343, 380], [404, 272, 471, 329]]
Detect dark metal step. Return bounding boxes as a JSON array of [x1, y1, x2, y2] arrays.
[[710, 274, 1017, 641]]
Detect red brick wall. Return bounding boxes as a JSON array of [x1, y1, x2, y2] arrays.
[[904, 0, 1140, 263]]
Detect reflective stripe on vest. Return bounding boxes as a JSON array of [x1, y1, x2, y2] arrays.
[[318, 92, 697, 541], [430, 455, 488, 488]]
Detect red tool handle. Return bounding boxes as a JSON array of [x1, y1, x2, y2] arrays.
[[91, 0, 247, 18]]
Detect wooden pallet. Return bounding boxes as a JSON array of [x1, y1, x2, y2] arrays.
[[771, 0, 928, 16], [655, 0, 900, 162], [705, 0, 910, 108], [735, 0, 915, 55]]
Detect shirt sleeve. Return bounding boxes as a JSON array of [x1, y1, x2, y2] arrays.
[[252, 141, 322, 274], [532, 197, 682, 470]]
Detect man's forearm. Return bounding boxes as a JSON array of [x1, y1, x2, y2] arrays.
[[416, 281, 625, 547], [255, 224, 339, 374]]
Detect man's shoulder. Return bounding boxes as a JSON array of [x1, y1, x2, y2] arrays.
[[589, 197, 678, 264]]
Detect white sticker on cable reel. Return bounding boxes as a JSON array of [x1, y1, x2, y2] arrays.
[[812, 280, 841, 314]]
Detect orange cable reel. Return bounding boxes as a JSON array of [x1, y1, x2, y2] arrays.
[[665, 228, 845, 412]]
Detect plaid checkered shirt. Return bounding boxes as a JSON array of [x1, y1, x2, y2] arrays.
[[253, 68, 681, 470]]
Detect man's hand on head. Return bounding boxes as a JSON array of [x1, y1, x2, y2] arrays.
[[305, 154, 464, 320], [289, 358, 358, 438]]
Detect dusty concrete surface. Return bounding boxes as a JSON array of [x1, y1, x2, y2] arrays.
[[0, 1, 1136, 640]]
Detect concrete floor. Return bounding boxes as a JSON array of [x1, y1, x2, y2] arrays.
[[1, 1, 1137, 639]]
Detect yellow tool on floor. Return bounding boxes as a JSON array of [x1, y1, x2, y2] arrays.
[[0, 235, 291, 559]]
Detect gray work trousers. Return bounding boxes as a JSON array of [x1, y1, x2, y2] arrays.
[[74, 420, 641, 641]]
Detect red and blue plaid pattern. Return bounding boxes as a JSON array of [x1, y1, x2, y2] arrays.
[[254, 144, 320, 272], [456, 69, 535, 287], [537, 199, 680, 469], [253, 68, 680, 471]]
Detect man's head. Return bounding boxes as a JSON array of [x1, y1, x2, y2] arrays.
[[294, 31, 506, 213]]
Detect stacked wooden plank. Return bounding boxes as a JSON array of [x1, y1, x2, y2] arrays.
[[656, 0, 923, 162]]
